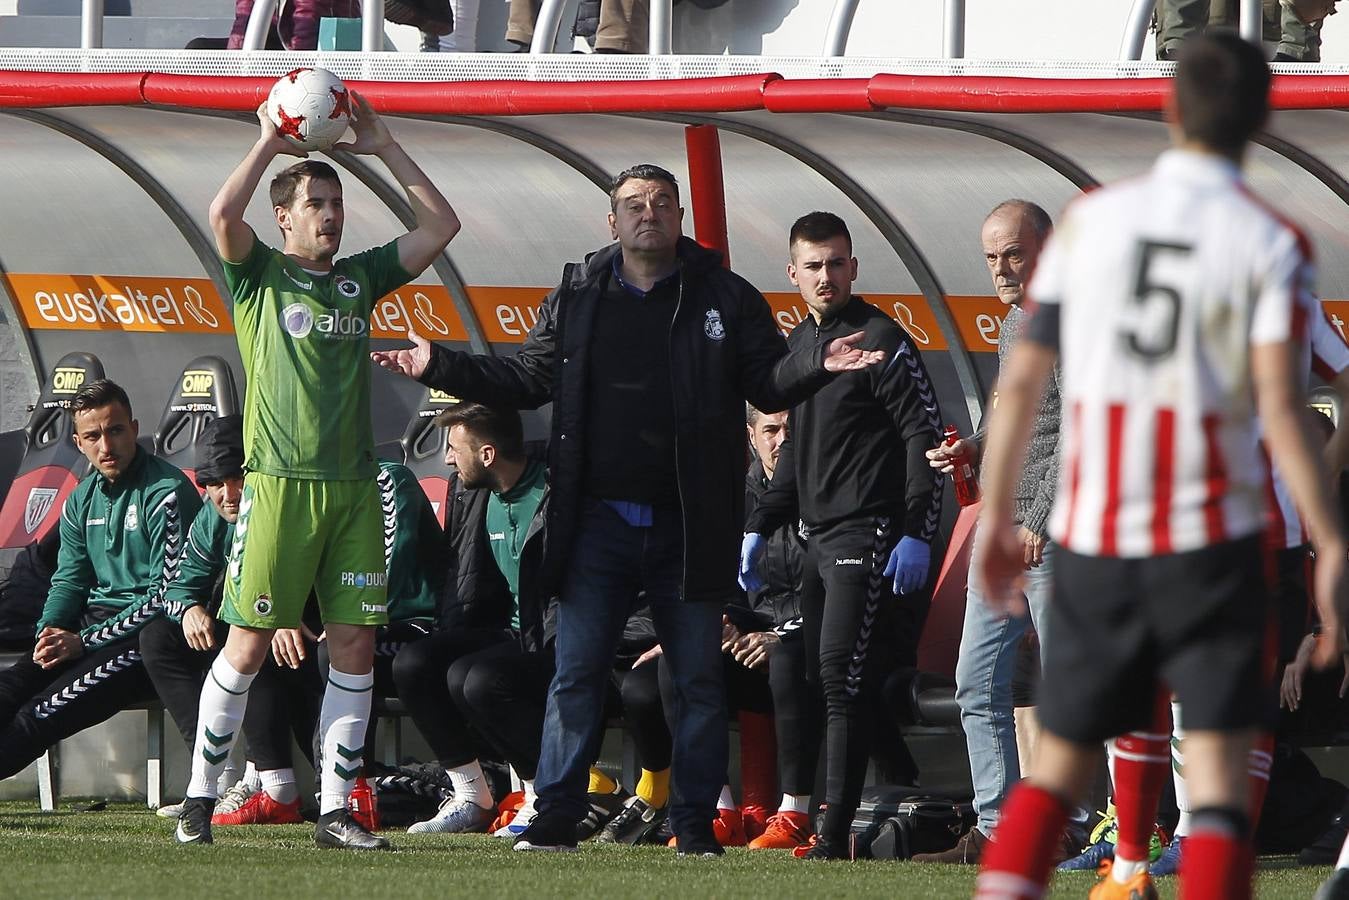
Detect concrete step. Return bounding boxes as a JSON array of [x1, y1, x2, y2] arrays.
[[18, 0, 234, 17], [0, 15, 233, 48]]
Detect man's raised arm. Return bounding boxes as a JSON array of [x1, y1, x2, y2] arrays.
[[208, 104, 301, 263], [333, 92, 461, 276]]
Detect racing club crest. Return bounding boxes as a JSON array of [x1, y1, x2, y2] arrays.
[[24, 487, 57, 535], [335, 276, 361, 299], [704, 308, 726, 342]]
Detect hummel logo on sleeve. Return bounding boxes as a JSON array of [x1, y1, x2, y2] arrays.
[[835, 557, 864, 566]]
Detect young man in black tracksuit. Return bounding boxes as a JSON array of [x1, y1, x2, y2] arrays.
[[742, 212, 943, 859], [373, 165, 884, 854]]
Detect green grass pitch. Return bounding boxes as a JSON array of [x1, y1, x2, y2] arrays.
[[0, 802, 1333, 898]]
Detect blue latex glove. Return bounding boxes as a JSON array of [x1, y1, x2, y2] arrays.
[[883, 536, 931, 595], [738, 533, 766, 593]]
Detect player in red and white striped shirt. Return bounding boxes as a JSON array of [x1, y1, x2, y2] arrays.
[[972, 33, 1348, 900]]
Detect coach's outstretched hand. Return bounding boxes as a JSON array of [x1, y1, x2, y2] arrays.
[[372, 325, 432, 380], [823, 331, 885, 373]]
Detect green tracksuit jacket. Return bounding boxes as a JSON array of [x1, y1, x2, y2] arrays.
[[37, 448, 202, 649]]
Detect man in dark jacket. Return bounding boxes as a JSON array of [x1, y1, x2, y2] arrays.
[[372, 163, 882, 854], [742, 211, 943, 859]]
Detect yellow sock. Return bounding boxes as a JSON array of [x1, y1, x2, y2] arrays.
[[636, 768, 670, 809], [588, 768, 619, 795]]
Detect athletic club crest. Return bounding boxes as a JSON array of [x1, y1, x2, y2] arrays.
[[704, 308, 726, 342], [124, 503, 139, 532], [23, 487, 57, 535], [254, 594, 273, 617]]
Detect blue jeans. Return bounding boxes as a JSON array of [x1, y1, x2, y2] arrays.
[[955, 525, 1057, 836], [534, 499, 727, 839]]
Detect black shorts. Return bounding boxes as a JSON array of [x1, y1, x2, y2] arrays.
[[1037, 536, 1268, 744]]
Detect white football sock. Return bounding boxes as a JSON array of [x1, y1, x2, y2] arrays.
[[261, 767, 298, 803], [717, 784, 736, 811], [779, 793, 810, 815], [1171, 700, 1191, 838], [318, 666, 373, 815], [186, 656, 255, 800], [446, 759, 493, 810], [240, 760, 262, 791]]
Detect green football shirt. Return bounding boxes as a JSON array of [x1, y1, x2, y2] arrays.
[[223, 233, 411, 481]]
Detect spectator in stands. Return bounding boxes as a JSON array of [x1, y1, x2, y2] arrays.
[[741, 211, 942, 860], [141, 415, 322, 825], [428, 0, 480, 51], [0, 379, 202, 783], [227, 0, 362, 50], [1156, 0, 1334, 61], [915, 199, 1079, 865], [506, 0, 650, 52], [373, 164, 881, 854]]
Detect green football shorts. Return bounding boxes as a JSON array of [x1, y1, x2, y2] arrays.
[[222, 472, 389, 629]]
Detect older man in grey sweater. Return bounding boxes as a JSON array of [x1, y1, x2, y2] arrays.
[[915, 199, 1074, 864]]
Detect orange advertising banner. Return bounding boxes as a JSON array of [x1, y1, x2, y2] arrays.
[[5, 274, 233, 334], [15, 271, 1343, 357], [1321, 301, 1349, 344]]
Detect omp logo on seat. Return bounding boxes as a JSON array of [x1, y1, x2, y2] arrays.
[[51, 367, 85, 394], [180, 370, 215, 398], [429, 390, 458, 403]]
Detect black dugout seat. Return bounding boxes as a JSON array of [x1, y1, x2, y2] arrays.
[[152, 356, 241, 491], [396, 386, 458, 527], [0, 352, 106, 548]]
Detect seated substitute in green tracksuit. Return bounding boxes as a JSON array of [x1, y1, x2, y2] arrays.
[[0, 378, 200, 781]]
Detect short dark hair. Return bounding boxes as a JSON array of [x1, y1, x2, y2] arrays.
[[985, 199, 1053, 242], [1173, 32, 1270, 155], [434, 402, 525, 460], [610, 164, 680, 212], [789, 211, 852, 254], [270, 160, 342, 209], [71, 378, 132, 418]]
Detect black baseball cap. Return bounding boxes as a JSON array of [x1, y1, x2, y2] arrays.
[[194, 415, 244, 486]]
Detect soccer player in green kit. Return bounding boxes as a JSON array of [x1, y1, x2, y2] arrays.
[[174, 93, 460, 850]]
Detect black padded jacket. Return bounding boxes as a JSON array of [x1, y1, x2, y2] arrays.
[[419, 237, 833, 604]]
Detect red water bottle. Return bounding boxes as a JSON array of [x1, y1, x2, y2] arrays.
[[943, 425, 981, 507], [349, 775, 380, 832]]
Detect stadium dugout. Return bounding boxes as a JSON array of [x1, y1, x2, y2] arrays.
[[2, 31, 1349, 803]]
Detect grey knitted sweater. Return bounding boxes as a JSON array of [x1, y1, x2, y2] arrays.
[[973, 304, 1061, 537]]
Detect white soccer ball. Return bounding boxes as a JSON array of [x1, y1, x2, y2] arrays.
[[266, 67, 352, 152]]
